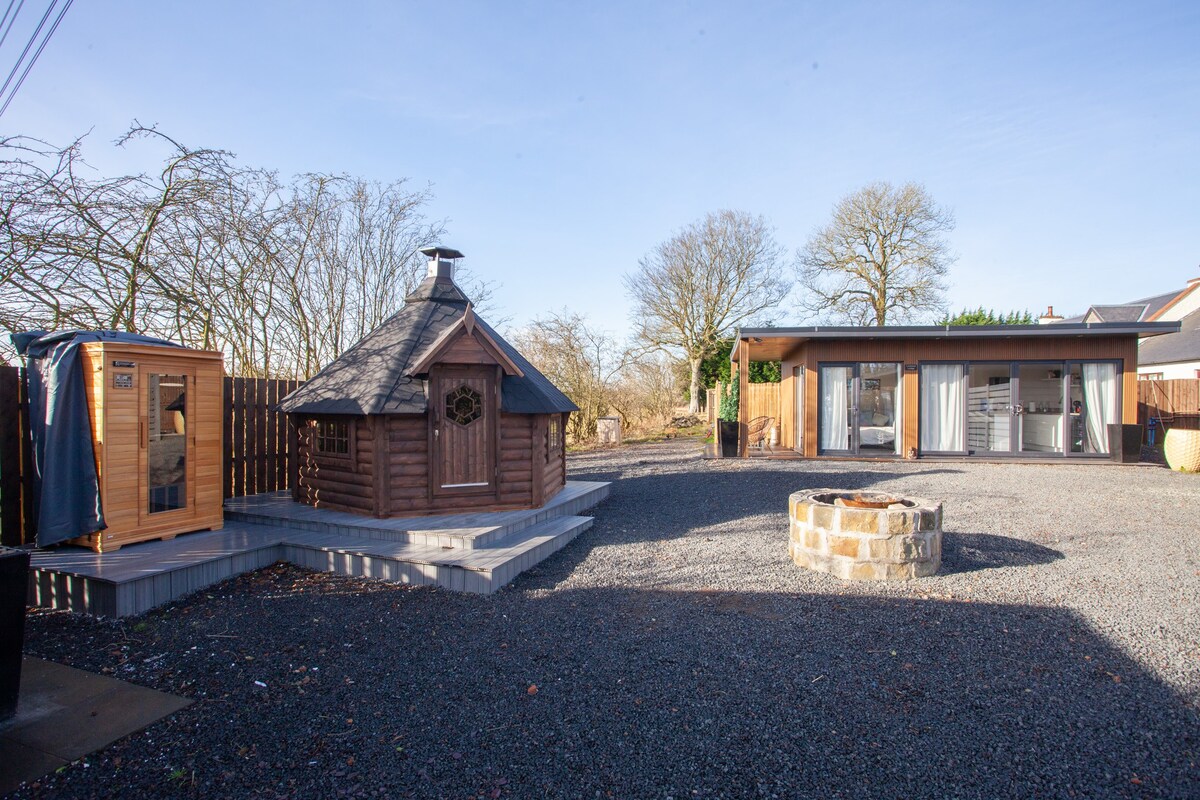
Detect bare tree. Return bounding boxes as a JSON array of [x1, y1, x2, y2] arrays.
[[509, 310, 636, 442], [625, 210, 787, 413], [797, 181, 955, 325], [0, 126, 466, 376]]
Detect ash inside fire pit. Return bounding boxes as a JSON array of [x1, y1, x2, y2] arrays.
[[789, 490, 942, 580]]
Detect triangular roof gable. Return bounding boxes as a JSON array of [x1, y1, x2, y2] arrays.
[[407, 305, 524, 378]]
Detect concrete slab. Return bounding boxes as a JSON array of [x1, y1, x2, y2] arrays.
[[0, 658, 192, 794]]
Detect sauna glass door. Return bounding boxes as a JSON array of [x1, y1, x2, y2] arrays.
[[144, 370, 190, 515]]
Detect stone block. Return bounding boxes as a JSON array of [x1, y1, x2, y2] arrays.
[[848, 561, 883, 581], [827, 534, 861, 559], [837, 508, 879, 534], [918, 510, 938, 532], [810, 503, 834, 531], [803, 526, 824, 552], [885, 510, 917, 535]]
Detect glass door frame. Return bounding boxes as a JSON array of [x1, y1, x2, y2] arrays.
[[816, 362, 903, 457], [917, 359, 1122, 458], [138, 363, 197, 525]]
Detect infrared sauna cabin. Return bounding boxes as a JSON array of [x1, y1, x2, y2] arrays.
[[280, 247, 578, 517], [77, 341, 225, 551]]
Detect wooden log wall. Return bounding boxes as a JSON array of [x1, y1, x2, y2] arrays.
[[1138, 378, 1200, 431]]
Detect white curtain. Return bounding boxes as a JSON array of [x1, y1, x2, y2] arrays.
[[1082, 363, 1118, 453], [920, 365, 964, 452], [820, 367, 850, 450], [892, 366, 904, 455]]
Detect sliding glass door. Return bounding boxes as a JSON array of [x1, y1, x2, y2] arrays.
[[818, 363, 903, 456], [919, 360, 1120, 457]]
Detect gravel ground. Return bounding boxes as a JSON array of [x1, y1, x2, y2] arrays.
[[12, 440, 1200, 799]]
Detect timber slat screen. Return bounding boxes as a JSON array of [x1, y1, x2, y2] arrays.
[[0, 365, 33, 546], [1138, 378, 1200, 431], [223, 377, 301, 499]]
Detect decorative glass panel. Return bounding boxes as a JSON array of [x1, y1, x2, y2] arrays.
[[148, 373, 187, 513], [445, 385, 483, 426]]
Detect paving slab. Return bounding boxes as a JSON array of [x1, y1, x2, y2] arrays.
[[0, 658, 191, 794]]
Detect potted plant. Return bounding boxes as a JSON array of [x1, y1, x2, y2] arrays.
[[717, 380, 740, 457]]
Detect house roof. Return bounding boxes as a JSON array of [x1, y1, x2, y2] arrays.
[[1086, 304, 1151, 323], [279, 272, 577, 416], [730, 321, 1181, 362], [1138, 308, 1200, 366]]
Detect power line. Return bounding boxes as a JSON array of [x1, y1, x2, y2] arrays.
[[0, 0, 71, 120], [0, 0, 26, 52]]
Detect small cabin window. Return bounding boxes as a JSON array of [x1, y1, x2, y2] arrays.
[[546, 415, 562, 462], [313, 419, 352, 457]]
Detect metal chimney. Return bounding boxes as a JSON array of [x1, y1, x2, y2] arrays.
[[419, 246, 464, 281]]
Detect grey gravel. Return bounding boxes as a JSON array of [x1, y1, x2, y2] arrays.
[[13, 439, 1200, 799]]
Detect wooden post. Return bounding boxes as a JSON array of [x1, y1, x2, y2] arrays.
[[738, 339, 750, 457]]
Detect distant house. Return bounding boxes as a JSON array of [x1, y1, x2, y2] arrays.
[[1057, 277, 1200, 379]]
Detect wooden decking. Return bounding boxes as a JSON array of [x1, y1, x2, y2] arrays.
[[28, 481, 610, 617]]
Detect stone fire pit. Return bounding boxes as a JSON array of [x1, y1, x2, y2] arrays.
[[789, 489, 942, 580]]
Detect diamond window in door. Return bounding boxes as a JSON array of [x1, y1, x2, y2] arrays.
[[445, 385, 483, 426]]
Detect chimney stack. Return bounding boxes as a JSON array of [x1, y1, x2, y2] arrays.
[[1037, 305, 1063, 325], [420, 246, 464, 281]]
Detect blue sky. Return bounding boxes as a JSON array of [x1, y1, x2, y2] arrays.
[[5, 0, 1198, 338]]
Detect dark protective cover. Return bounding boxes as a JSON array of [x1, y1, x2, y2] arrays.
[[279, 273, 577, 416], [11, 330, 183, 547]]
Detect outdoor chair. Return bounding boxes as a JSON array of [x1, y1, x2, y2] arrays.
[[747, 416, 775, 454]]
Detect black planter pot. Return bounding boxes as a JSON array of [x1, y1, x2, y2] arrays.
[[1107, 423, 1142, 464], [718, 420, 739, 458], [0, 546, 29, 720]]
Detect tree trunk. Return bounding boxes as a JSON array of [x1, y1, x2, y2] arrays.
[[688, 357, 703, 414]]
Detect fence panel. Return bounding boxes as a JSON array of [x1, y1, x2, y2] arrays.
[[746, 382, 781, 426], [0, 366, 30, 545], [223, 376, 300, 499], [1138, 378, 1200, 432]]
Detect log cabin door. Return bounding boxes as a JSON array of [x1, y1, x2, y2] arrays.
[[430, 365, 497, 496]]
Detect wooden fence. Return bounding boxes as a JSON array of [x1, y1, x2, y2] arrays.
[[1138, 378, 1200, 432], [708, 381, 781, 426], [0, 366, 301, 545], [223, 377, 301, 499], [0, 366, 32, 546]]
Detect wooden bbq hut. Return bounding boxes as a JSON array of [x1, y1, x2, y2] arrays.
[[279, 247, 577, 517]]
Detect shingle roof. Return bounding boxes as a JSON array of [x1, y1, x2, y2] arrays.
[[279, 275, 577, 416], [1087, 304, 1150, 323], [1139, 308, 1200, 366]]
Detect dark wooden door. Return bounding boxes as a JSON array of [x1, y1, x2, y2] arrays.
[[431, 366, 495, 494]]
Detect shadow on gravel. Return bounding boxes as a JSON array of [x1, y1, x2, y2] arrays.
[[939, 532, 1064, 574], [21, 572, 1198, 799]]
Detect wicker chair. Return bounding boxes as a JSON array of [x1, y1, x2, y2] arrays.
[[747, 416, 776, 453]]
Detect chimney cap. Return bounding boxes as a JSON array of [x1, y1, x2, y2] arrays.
[[419, 246, 464, 261]]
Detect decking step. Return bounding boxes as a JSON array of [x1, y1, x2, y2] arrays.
[[223, 481, 610, 550], [282, 515, 594, 595]]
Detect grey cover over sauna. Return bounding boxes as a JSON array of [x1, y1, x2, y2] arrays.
[[11, 330, 182, 547], [279, 274, 577, 416]]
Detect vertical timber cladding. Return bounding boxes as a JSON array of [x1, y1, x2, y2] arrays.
[[779, 335, 1139, 458]]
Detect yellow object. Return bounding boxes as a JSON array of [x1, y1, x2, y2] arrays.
[[1163, 428, 1200, 473]]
